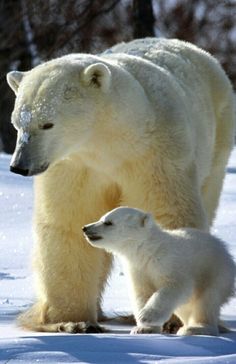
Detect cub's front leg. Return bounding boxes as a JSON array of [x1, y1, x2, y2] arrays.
[[137, 284, 192, 329], [127, 268, 162, 334]]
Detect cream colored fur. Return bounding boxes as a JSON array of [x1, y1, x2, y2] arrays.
[[84, 207, 236, 336], [7, 38, 235, 332]]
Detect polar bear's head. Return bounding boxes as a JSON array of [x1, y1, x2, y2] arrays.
[[7, 56, 112, 176], [83, 207, 155, 253]]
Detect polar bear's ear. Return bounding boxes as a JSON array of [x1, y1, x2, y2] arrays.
[[82, 63, 111, 92], [7, 71, 25, 94]]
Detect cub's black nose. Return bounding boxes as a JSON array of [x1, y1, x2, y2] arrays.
[[82, 226, 87, 232], [10, 165, 29, 176]]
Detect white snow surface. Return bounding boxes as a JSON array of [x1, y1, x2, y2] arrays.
[[0, 150, 236, 363]]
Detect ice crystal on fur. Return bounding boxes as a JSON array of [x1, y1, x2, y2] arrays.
[[19, 105, 32, 128], [20, 132, 30, 144]]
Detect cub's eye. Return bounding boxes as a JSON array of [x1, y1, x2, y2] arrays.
[[104, 221, 113, 226], [40, 123, 54, 130]]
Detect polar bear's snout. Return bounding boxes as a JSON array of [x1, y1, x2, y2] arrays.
[[82, 225, 103, 242], [10, 164, 29, 177], [10, 145, 49, 176]]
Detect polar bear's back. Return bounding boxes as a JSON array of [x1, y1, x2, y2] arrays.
[[105, 37, 195, 59], [106, 37, 219, 70], [104, 37, 164, 57], [105, 38, 232, 98], [104, 38, 235, 184]]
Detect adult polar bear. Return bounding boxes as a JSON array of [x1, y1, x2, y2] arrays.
[[7, 38, 235, 332]]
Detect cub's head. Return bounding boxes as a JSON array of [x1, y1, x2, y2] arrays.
[[7, 56, 112, 176], [83, 207, 155, 253]]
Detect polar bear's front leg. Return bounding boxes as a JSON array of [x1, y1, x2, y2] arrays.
[[18, 160, 117, 332], [27, 224, 110, 332], [137, 284, 192, 328]]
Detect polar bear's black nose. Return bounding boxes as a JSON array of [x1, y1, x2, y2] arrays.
[[10, 165, 29, 176]]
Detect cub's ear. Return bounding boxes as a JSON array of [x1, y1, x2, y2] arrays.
[[82, 63, 111, 92], [7, 71, 25, 94], [141, 213, 152, 227]]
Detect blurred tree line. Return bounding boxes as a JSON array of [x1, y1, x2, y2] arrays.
[[0, 0, 235, 153]]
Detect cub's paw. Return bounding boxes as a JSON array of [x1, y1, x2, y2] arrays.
[[58, 321, 105, 334], [138, 308, 161, 325], [130, 325, 161, 334]]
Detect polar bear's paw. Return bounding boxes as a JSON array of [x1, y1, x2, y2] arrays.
[[58, 321, 105, 334], [130, 325, 161, 334]]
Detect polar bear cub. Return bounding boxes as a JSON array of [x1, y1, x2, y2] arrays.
[[83, 207, 235, 336]]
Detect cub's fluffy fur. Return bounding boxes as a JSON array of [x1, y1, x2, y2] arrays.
[[84, 207, 235, 336]]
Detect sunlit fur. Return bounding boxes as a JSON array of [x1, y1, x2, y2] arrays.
[[7, 38, 235, 332]]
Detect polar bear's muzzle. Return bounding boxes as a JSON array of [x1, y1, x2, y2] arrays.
[[86, 235, 103, 241], [10, 164, 29, 177], [10, 138, 50, 176], [82, 226, 103, 241], [10, 155, 49, 177], [10, 162, 49, 177]]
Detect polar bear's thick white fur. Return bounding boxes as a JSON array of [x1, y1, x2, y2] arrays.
[[84, 207, 236, 336], [7, 38, 235, 332]]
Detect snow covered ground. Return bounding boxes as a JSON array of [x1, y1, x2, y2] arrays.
[[0, 151, 235, 363]]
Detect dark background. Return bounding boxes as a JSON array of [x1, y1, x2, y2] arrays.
[[1, 0, 235, 153]]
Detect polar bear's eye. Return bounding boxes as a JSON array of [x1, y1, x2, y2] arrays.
[[40, 123, 54, 130], [104, 221, 113, 226]]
